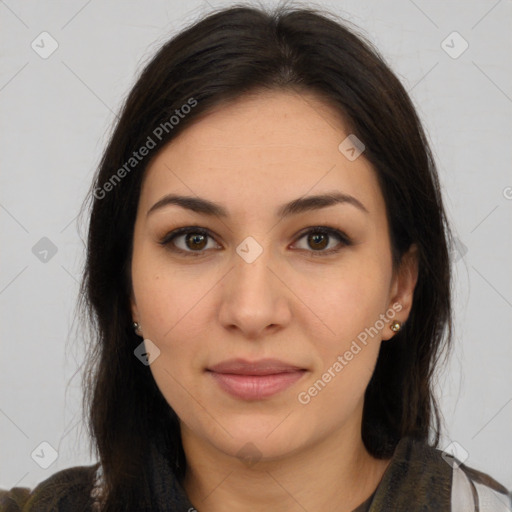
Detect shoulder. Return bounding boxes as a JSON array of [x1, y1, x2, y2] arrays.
[[371, 436, 511, 511], [0, 463, 99, 512], [403, 436, 512, 511]]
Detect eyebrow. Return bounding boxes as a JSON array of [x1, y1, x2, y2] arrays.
[[146, 191, 368, 219]]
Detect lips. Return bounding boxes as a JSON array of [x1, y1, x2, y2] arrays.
[[207, 358, 307, 400]]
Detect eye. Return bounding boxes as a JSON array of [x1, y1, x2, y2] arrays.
[[158, 226, 219, 257], [292, 226, 351, 256]]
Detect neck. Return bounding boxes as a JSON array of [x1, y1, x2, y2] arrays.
[[180, 420, 391, 512]]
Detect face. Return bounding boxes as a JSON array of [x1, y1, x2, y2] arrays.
[[130, 90, 417, 462]]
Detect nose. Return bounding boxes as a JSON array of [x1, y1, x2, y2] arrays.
[[218, 244, 292, 340]]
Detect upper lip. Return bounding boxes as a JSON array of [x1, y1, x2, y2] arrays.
[[207, 358, 305, 375]]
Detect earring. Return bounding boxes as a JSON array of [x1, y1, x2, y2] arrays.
[[133, 322, 142, 335], [390, 321, 402, 333]]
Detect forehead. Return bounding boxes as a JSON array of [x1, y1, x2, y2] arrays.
[[139, 90, 384, 219]]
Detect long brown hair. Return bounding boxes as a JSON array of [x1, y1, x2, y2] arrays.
[[77, 4, 453, 510]]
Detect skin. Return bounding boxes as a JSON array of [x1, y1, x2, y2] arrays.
[[130, 89, 418, 512]]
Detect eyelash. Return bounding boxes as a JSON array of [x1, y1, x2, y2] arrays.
[[158, 225, 352, 258]]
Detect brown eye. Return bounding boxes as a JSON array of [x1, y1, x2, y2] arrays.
[[293, 227, 351, 255], [185, 232, 208, 250], [307, 232, 329, 250], [159, 227, 219, 257]]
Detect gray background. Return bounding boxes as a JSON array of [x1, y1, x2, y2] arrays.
[[1, 0, 511, 491]]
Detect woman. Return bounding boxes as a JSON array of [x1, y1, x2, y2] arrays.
[[1, 4, 510, 512]]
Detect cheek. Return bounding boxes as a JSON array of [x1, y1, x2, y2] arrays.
[[294, 265, 389, 418], [295, 254, 392, 348], [131, 243, 213, 342], [291, 254, 392, 411], [131, 258, 219, 403], [135, 272, 210, 421]]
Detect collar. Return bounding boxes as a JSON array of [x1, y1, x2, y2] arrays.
[[368, 435, 452, 511]]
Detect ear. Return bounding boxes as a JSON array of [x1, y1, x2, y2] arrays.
[[382, 244, 419, 341]]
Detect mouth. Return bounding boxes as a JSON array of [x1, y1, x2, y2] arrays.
[[206, 358, 308, 400]]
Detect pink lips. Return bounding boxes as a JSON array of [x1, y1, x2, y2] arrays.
[[207, 358, 307, 400]]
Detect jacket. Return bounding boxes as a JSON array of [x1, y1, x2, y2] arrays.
[[1, 435, 511, 511]]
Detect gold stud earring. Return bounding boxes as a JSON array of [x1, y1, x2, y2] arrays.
[[390, 321, 402, 333], [133, 322, 142, 335]]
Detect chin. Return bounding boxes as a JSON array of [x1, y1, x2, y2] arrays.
[[222, 435, 303, 465], [206, 416, 312, 462]]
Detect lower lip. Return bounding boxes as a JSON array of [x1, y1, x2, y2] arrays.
[[208, 370, 306, 400]]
